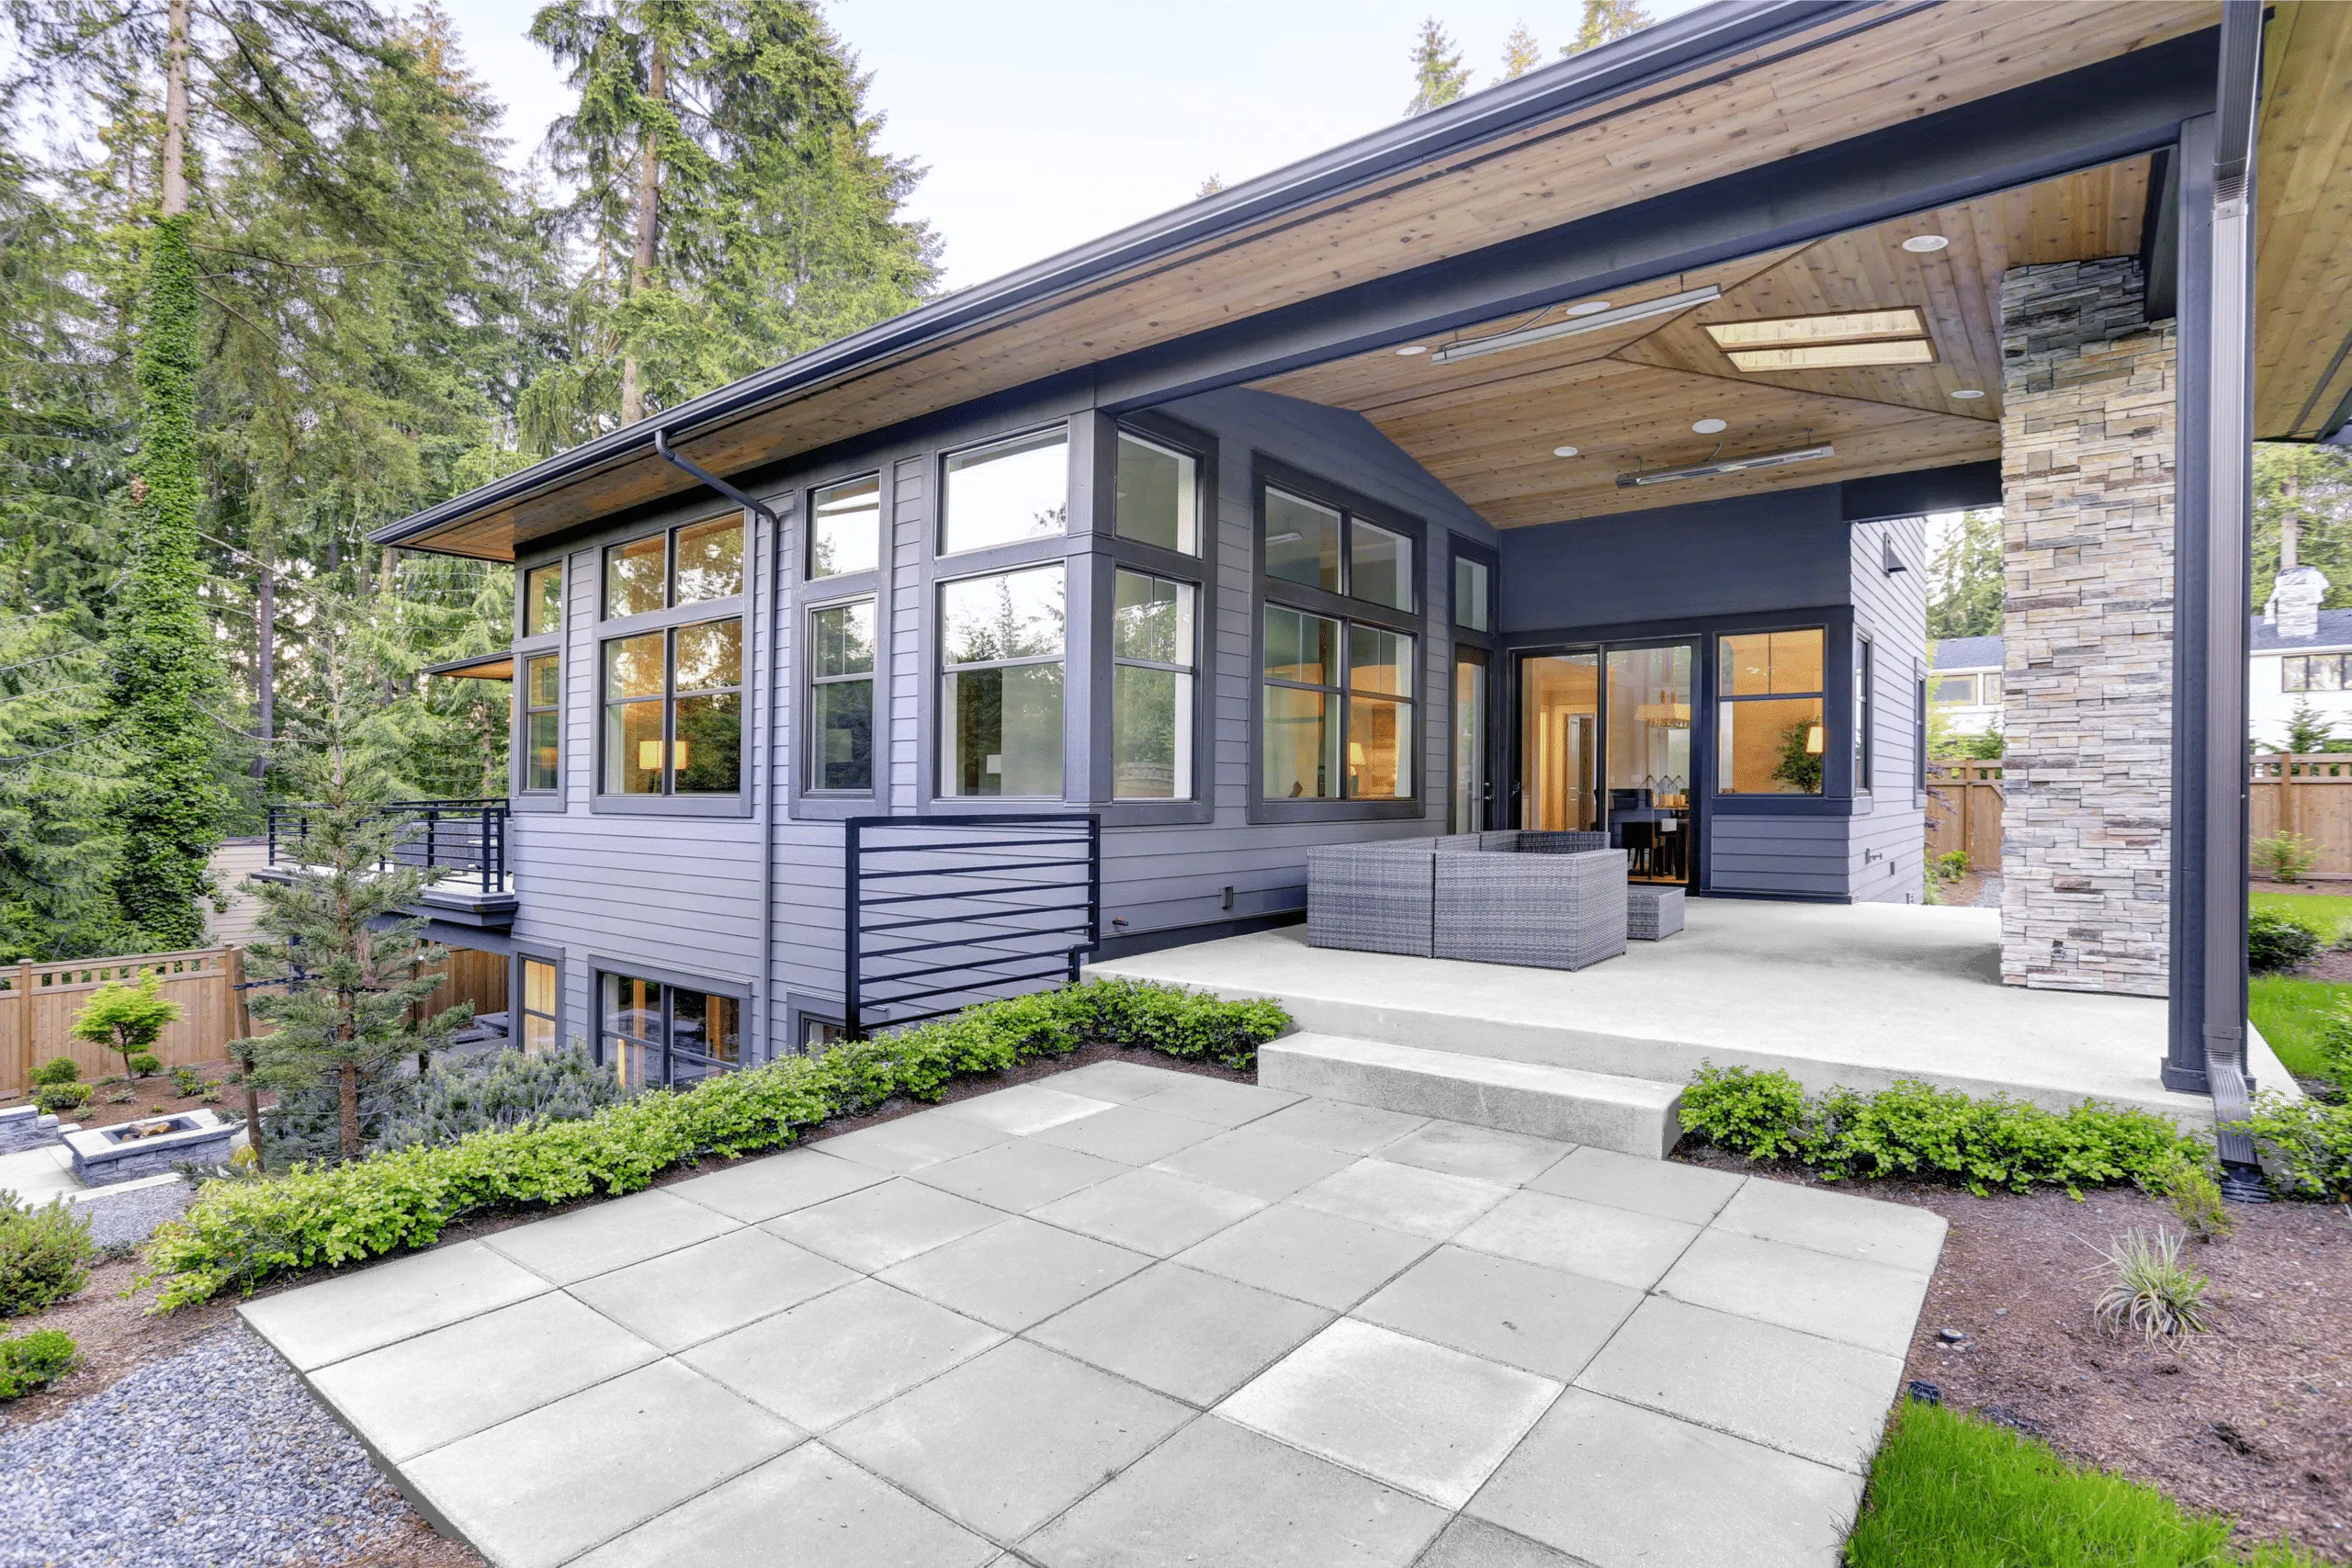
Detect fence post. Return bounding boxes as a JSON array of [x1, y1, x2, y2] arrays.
[[1958, 768, 1974, 872], [223, 945, 249, 1040], [11, 960, 30, 1094]]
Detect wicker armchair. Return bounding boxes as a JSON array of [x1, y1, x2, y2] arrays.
[[1305, 840, 1438, 957], [1432, 846, 1629, 969]]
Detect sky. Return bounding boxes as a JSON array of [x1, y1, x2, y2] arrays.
[[447, 0, 1707, 289]]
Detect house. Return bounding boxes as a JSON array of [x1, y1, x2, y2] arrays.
[[366, 3, 2352, 1145], [1928, 635, 2006, 739]]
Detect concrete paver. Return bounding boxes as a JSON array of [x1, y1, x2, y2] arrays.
[[1379, 1120, 1578, 1187], [1415, 1516, 1585, 1567], [1029, 1101, 1226, 1165], [814, 1107, 1010, 1173], [1290, 1156, 1510, 1239], [480, 1188, 737, 1286], [908, 1137, 1129, 1211], [1148, 1125, 1359, 1200], [565, 1228, 857, 1352], [680, 1278, 1001, 1430], [1027, 1261, 1333, 1406], [1174, 1201, 1433, 1310], [239, 1238, 548, 1371], [665, 1146, 887, 1224], [1046, 1058, 1204, 1103], [1711, 1177, 1949, 1275], [876, 1216, 1151, 1330], [1531, 1145, 1745, 1224], [935, 1082, 1117, 1135], [1031, 1166, 1265, 1256], [1122, 1075, 1301, 1128], [1353, 1245, 1642, 1382], [1457, 1190, 1700, 1290], [762, 1176, 1002, 1271], [1656, 1228, 1934, 1357], [1249, 1097, 1429, 1153]]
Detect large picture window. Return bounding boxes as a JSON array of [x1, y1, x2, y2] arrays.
[[600, 971, 740, 1091], [524, 562, 563, 636], [1112, 570, 1195, 799], [942, 429, 1068, 555], [601, 618, 742, 795], [810, 476, 880, 579], [522, 653, 560, 793], [2284, 653, 2350, 692], [602, 515, 744, 619], [808, 599, 876, 793], [940, 564, 1064, 796], [1716, 628, 1826, 795]]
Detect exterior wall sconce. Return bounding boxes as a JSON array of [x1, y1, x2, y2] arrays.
[[1881, 533, 1908, 575]]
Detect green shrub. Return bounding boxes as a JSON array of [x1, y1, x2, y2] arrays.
[[169, 1066, 205, 1098], [2315, 1001, 2352, 1090], [32, 1083, 91, 1114], [141, 979, 1289, 1310], [0, 1328, 76, 1399], [2248, 910, 2323, 975], [2254, 830, 2323, 885], [126, 1052, 162, 1077], [2231, 1092, 2352, 1201], [2090, 1227, 2212, 1340], [2140, 1147, 2233, 1242], [0, 1190, 96, 1316], [28, 1057, 79, 1088], [1678, 1064, 1809, 1159]]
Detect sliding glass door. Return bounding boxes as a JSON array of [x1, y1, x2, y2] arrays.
[[1453, 647, 1489, 833], [1515, 642, 1695, 884], [1519, 652, 1600, 831]]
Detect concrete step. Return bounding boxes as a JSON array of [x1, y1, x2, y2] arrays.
[[1258, 1032, 1686, 1158]]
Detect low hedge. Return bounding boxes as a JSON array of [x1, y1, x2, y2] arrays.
[[2233, 1092, 2352, 1201], [140, 979, 1288, 1311]]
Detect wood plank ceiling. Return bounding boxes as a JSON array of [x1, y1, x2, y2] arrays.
[[1253, 159, 2153, 526], [2256, 0, 2352, 441]]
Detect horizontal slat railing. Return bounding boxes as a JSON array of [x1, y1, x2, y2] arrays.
[[843, 815, 1100, 1038], [266, 798, 509, 893]]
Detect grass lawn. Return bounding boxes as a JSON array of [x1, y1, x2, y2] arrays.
[[2246, 976, 2346, 1082], [1847, 1401, 2319, 1567], [2250, 888, 2352, 938]]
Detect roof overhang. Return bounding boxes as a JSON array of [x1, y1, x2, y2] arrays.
[[422, 650, 514, 681]]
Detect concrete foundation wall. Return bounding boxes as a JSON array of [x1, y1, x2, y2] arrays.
[[1997, 257, 2175, 996]]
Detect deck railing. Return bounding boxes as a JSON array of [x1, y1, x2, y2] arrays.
[[266, 798, 509, 893], [842, 814, 1100, 1038]]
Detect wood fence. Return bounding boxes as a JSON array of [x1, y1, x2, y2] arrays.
[[2251, 752, 2352, 874], [1926, 761, 2006, 874], [2, 942, 510, 1099]]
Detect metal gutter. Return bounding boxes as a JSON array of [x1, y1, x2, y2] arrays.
[[369, 0, 1862, 552]]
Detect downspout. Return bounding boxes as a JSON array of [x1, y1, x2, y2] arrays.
[[655, 429, 784, 1063]]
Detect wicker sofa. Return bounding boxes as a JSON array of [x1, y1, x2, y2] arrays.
[[1305, 831, 1629, 970]]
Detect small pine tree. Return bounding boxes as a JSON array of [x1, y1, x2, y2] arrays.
[[241, 635, 470, 1162], [2286, 699, 2335, 755], [69, 974, 184, 1084], [1561, 0, 1654, 55], [1499, 21, 1543, 79], [1406, 17, 1471, 115], [1196, 175, 1226, 198]]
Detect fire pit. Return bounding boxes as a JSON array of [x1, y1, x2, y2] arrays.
[[64, 1110, 235, 1186]]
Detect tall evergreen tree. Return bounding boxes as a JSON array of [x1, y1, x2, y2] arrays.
[[1927, 509, 2004, 640], [1406, 17, 1470, 115], [2254, 442, 2352, 607], [520, 0, 937, 446], [1561, 0, 1654, 55], [1499, 21, 1543, 80]]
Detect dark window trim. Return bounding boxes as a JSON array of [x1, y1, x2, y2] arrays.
[[805, 468, 885, 585], [513, 948, 563, 1054], [1713, 622, 1832, 801], [515, 648, 563, 798], [1912, 654, 1929, 807], [592, 611, 752, 816], [1249, 456, 1430, 824], [1447, 534, 1501, 833], [1854, 633, 1875, 796], [802, 590, 880, 800], [783, 992, 847, 1057], [789, 464, 893, 823], [598, 509, 746, 621], [519, 559, 566, 640], [936, 420, 1073, 559], [930, 557, 1073, 807], [588, 959, 753, 1083]]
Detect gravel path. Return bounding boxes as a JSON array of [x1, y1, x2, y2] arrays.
[[75, 1179, 197, 1251], [0, 1326, 413, 1568]]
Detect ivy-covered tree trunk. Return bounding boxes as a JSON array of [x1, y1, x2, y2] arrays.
[[109, 210, 220, 949]]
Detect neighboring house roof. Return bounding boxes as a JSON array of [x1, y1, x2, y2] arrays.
[[2251, 607, 2352, 652], [1929, 637, 2003, 672]]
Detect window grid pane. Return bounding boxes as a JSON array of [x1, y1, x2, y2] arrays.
[[605, 534, 667, 618], [1113, 570, 1196, 801], [673, 517, 744, 604], [525, 563, 563, 637], [1350, 520, 1413, 613], [809, 599, 876, 793], [811, 476, 881, 578], [940, 567, 1066, 798], [1264, 490, 1342, 593], [943, 430, 1069, 554], [1453, 557, 1490, 633], [1114, 433, 1198, 555]]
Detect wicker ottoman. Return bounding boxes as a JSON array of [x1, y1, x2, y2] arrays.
[[1627, 883, 1685, 941], [1433, 847, 1628, 969], [1306, 840, 1438, 956]]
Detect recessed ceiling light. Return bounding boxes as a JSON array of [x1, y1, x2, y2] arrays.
[[1901, 234, 1950, 253], [1706, 310, 1925, 348], [1395, 344, 1429, 355], [1552, 446, 1580, 457], [1951, 388, 1984, 400], [1565, 300, 1612, 317], [1691, 418, 1728, 434], [1724, 339, 1937, 372]]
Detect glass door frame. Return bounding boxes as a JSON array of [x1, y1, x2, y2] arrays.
[[1508, 635, 1705, 887], [1447, 536, 1502, 832]]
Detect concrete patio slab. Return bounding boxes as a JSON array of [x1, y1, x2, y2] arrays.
[[1467, 1388, 1862, 1568], [1027, 1261, 1334, 1405], [665, 1146, 887, 1224], [909, 1137, 1129, 1211], [814, 1107, 1011, 1173], [1174, 1201, 1433, 1311], [1416, 1516, 1584, 1567], [878, 1215, 1152, 1330], [569, 1445, 996, 1568], [1291, 1156, 1510, 1239], [399, 1359, 797, 1568], [830, 1339, 1190, 1539], [1249, 1097, 1429, 1154], [1712, 1176, 1949, 1275], [1531, 1145, 1745, 1224], [935, 1082, 1116, 1135], [762, 1175, 1003, 1271], [480, 1188, 738, 1286], [1218, 1318, 1560, 1508], [1046, 1058, 1202, 1103], [1022, 1415, 1447, 1568], [566, 1228, 857, 1352], [1574, 1297, 1904, 1472], [1124, 1074, 1301, 1128], [1657, 1228, 1934, 1357], [1457, 1190, 1700, 1291], [1379, 1120, 1577, 1187], [679, 1278, 1001, 1431], [309, 1292, 660, 1461], [1029, 1101, 1226, 1165], [1031, 1166, 1266, 1256], [1354, 1245, 1643, 1382], [1148, 1124, 1359, 1200], [238, 1238, 549, 1371]]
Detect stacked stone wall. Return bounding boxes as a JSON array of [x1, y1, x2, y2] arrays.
[[1998, 257, 2175, 996]]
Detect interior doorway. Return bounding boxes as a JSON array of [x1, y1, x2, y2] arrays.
[[1516, 641, 1696, 886]]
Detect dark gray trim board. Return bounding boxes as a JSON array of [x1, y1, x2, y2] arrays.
[[1094, 908, 1307, 962]]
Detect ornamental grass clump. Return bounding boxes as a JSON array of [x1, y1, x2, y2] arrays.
[[2089, 1227, 2212, 1340], [141, 978, 1289, 1311]]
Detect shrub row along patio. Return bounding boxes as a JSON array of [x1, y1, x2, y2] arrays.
[[234, 1062, 1949, 1568]]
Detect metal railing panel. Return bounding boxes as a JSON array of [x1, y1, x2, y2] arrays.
[[266, 798, 510, 892]]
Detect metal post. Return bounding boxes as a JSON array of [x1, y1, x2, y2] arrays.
[[842, 818, 864, 1040], [424, 807, 437, 877]]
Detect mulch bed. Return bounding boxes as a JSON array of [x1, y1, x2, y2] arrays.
[[1680, 1147, 2352, 1562], [1, 1058, 273, 1134]]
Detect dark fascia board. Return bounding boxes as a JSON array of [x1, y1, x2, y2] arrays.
[[1841, 462, 2002, 523], [421, 649, 515, 680], [369, 1, 1860, 553]]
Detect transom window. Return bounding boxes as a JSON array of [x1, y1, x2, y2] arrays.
[[1717, 628, 1826, 795], [602, 515, 744, 618], [1453, 555, 1491, 633], [942, 428, 1068, 555], [524, 562, 563, 636], [810, 476, 881, 579], [808, 599, 876, 793], [1264, 487, 1414, 613], [599, 971, 740, 1091], [602, 618, 742, 795], [2283, 653, 2352, 692], [1114, 432, 1200, 555], [522, 653, 560, 793], [1112, 570, 1196, 799], [940, 564, 1065, 797]]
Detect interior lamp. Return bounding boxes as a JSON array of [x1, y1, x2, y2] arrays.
[[638, 739, 662, 773], [1348, 742, 1366, 765], [1804, 725, 1826, 756]]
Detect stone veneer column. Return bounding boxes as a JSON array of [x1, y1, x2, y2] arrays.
[[1998, 257, 2176, 996]]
